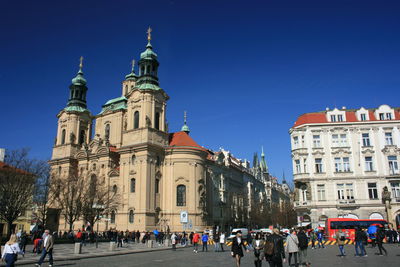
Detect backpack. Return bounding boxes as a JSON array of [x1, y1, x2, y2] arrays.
[[264, 240, 275, 256], [76, 232, 82, 239]]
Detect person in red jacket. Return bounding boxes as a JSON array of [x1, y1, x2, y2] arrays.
[[192, 232, 200, 253]]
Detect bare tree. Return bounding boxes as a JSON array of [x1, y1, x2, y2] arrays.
[[51, 172, 84, 231], [0, 149, 48, 238], [81, 175, 120, 229]]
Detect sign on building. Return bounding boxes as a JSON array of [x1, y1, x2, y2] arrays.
[[180, 211, 188, 223]]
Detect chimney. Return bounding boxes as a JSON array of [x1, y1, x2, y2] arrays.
[[0, 148, 5, 162]]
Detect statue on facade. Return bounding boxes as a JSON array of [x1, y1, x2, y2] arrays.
[[382, 186, 391, 204], [123, 114, 127, 131], [70, 132, 76, 143], [145, 116, 151, 127]]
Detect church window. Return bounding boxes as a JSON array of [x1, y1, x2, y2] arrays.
[[155, 112, 160, 130], [89, 174, 97, 198], [105, 124, 110, 140], [92, 163, 96, 170], [125, 85, 128, 95], [155, 179, 159, 194], [111, 211, 116, 224], [112, 184, 117, 194], [79, 130, 85, 145], [134, 111, 140, 129], [156, 156, 161, 166], [131, 155, 136, 164], [129, 210, 134, 223], [146, 65, 150, 74], [58, 166, 62, 174], [177, 185, 186, 206], [141, 66, 144, 75], [130, 178, 136, 193], [61, 129, 66, 145]]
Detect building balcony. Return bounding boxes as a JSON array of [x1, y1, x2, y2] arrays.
[[336, 199, 359, 209], [293, 173, 310, 180]]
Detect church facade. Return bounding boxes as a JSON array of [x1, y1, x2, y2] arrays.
[[49, 30, 290, 232]]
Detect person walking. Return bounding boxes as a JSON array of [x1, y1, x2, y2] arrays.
[[19, 231, 27, 254], [35, 229, 54, 267], [335, 229, 346, 257], [376, 226, 387, 256], [201, 232, 209, 252], [214, 232, 220, 252], [297, 229, 310, 267], [367, 224, 377, 248], [219, 232, 225, 252], [171, 232, 177, 251], [252, 233, 265, 267], [189, 232, 194, 245], [264, 228, 286, 267], [193, 232, 200, 253], [316, 230, 324, 248], [231, 231, 248, 267], [354, 227, 366, 257], [310, 231, 316, 249], [285, 229, 299, 267], [1, 234, 23, 267]]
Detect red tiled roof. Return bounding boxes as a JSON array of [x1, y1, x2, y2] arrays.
[[293, 109, 400, 128], [168, 131, 207, 151], [0, 161, 31, 175], [293, 113, 327, 127]]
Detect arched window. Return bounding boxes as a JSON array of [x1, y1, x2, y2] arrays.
[[130, 178, 136, 193], [105, 124, 110, 140], [155, 112, 160, 130], [131, 155, 136, 164], [134, 111, 139, 129], [61, 129, 66, 144], [129, 210, 134, 223], [58, 166, 62, 174], [111, 211, 116, 224], [156, 156, 161, 166], [79, 130, 85, 145], [155, 179, 160, 194], [146, 65, 150, 74], [177, 185, 186, 206], [125, 85, 128, 95], [112, 184, 117, 194], [89, 174, 97, 198], [141, 66, 144, 75]]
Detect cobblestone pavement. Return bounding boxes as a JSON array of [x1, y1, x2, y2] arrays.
[[8, 242, 400, 267]]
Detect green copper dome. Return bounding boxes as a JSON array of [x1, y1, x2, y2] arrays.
[[71, 69, 87, 85], [181, 124, 190, 133], [140, 42, 158, 60]]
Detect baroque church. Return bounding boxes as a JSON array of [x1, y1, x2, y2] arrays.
[[49, 29, 290, 232]]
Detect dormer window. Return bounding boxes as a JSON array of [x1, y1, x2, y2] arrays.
[[330, 115, 336, 122], [360, 114, 366, 121], [337, 115, 343, 122]]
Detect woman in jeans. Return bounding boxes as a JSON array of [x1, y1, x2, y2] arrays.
[[285, 229, 299, 267], [252, 233, 265, 267], [1, 234, 23, 267]]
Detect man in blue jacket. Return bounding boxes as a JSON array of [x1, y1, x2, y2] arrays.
[[202, 233, 209, 252]]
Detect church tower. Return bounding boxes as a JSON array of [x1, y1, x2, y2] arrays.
[[119, 28, 170, 230], [51, 57, 92, 164]]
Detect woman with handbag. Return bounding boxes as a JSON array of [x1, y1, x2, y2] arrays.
[[252, 232, 265, 267], [231, 230, 249, 267], [1, 234, 23, 267]]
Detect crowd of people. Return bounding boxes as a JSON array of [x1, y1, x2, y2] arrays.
[[1, 225, 400, 266]]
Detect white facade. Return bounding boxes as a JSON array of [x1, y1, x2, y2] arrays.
[[290, 104, 400, 228]]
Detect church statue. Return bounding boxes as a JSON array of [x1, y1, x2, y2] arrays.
[[123, 114, 127, 131], [70, 132, 76, 143], [382, 186, 391, 204], [145, 116, 151, 127]]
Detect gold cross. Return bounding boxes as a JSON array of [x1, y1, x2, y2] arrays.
[[184, 111, 187, 124], [147, 27, 152, 41], [79, 56, 84, 69]]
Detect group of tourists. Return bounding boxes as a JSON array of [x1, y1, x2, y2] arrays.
[[1, 229, 54, 267]]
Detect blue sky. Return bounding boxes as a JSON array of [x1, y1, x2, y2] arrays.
[[1, 0, 400, 183]]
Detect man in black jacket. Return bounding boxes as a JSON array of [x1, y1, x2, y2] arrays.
[[297, 229, 309, 267], [264, 229, 286, 267]]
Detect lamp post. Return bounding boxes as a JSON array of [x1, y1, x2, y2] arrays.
[[92, 204, 105, 248]]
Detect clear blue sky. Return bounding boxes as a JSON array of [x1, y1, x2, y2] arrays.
[[1, 0, 400, 183]]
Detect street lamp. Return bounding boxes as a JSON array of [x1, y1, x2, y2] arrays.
[[92, 204, 105, 248]]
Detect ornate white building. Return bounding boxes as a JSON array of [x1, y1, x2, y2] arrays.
[[290, 104, 400, 228]]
